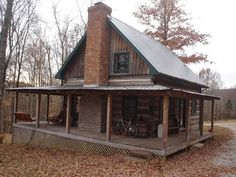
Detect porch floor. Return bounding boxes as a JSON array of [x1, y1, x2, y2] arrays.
[[16, 121, 212, 156]]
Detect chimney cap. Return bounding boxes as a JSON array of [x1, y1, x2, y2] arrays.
[[88, 1, 112, 13], [95, 1, 103, 5]]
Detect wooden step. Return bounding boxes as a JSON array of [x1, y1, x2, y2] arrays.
[[128, 150, 153, 159]]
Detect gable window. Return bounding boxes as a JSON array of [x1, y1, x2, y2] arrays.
[[113, 52, 129, 74], [191, 100, 197, 115]]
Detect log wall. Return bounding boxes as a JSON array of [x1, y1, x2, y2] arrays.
[[189, 99, 200, 136], [109, 29, 150, 76], [112, 96, 162, 136], [64, 41, 86, 80]]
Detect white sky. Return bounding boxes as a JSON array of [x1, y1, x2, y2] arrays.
[[38, 0, 236, 88]]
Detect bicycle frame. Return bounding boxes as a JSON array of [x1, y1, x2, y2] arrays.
[[115, 118, 137, 137], [120, 119, 132, 132]]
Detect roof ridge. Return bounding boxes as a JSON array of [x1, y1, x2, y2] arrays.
[[107, 15, 165, 49]]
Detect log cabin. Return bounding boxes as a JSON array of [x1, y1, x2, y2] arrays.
[[8, 2, 219, 157]]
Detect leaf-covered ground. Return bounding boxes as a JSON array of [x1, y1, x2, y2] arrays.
[[0, 126, 235, 177]]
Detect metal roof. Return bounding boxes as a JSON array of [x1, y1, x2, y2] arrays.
[[107, 16, 206, 87], [7, 85, 219, 100], [7, 85, 169, 92], [55, 16, 206, 88]]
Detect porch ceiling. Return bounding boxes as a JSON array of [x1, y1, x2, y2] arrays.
[[6, 85, 219, 100]]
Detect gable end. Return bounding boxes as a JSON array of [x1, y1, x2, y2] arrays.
[[55, 33, 87, 80]]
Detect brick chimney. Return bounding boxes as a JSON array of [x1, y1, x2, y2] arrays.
[[84, 2, 112, 87]]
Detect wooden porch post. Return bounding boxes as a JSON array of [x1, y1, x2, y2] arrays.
[[162, 96, 169, 154], [199, 99, 204, 136], [211, 100, 215, 132], [13, 91, 19, 123], [185, 100, 190, 143], [66, 94, 72, 134], [106, 95, 112, 141], [36, 93, 41, 128], [46, 94, 50, 122]]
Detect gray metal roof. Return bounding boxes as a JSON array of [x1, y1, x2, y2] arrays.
[[7, 85, 169, 92], [108, 16, 206, 87], [6, 85, 219, 100]]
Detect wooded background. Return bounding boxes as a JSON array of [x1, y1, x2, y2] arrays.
[[0, 0, 228, 133]]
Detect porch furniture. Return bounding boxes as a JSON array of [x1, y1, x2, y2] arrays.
[[14, 112, 36, 122], [48, 111, 66, 125]]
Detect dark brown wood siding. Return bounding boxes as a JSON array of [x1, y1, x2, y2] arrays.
[[109, 29, 150, 76], [112, 96, 162, 136], [64, 41, 86, 80]]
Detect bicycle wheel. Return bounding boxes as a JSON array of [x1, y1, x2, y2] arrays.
[[115, 122, 124, 135], [127, 124, 137, 137]]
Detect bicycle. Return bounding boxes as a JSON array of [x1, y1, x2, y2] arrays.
[[114, 118, 137, 137]]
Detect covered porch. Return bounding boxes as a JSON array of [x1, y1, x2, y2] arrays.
[[13, 122, 212, 156], [8, 86, 219, 156]]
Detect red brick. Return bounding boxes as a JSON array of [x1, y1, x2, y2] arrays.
[[84, 3, 112, 86]]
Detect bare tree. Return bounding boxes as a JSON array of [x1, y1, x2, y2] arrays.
[[23, 26, 55, 87], [51, 2, 86, 76], [0, 0, 14, 132], [199, 68, 224, 90], [14, 0, 38, 87], [52, 3, 74, 71]]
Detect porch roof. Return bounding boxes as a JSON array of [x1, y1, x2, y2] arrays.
[[7, 85, 219, 100]]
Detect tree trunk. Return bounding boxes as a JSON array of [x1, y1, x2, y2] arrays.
[[0, 0, 14, 133], [47, 47, 53, 86]]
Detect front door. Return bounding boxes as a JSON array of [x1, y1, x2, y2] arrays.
[[123, 97, 137, 122], [168, 98, 187, 134]]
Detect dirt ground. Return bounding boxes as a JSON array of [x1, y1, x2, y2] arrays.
[[213, 122, 236, 177], [0, 124, 236, 177]]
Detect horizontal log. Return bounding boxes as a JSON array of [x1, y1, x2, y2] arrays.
[[189, 115, 200, 119], [137, 106, 149, 110], [137, 110, 151, 114], [191, 125, 200, 131]]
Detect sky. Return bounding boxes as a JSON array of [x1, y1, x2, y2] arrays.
[[38, 0, 236, 88]]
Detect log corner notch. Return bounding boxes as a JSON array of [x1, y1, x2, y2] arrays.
[[106, 95, 112, 141]]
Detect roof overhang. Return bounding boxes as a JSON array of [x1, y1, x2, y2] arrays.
[[7, 86, 219, 100]]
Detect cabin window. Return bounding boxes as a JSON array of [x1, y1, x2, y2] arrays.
[[191, 100, 197, 115], [113, 52, 129, 74]]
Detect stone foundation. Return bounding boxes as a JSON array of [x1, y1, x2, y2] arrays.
[[78, 95, 106, 133]]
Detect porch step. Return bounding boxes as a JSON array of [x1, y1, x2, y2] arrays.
[[128, 150, 154, 159]]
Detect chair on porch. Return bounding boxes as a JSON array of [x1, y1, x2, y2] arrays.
[[14, 112, 36, 122], [48, 110, 66, 125]]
